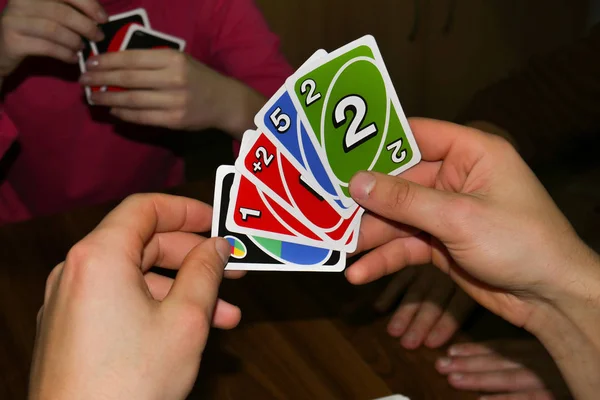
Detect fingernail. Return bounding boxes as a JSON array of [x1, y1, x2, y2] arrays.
[[449, 373, 463, 381], [86, 58, 99, 68], [349, 172, 375, 201], [437, 357, 452, 368], [448, 346, 462, 356], [216, 238, 231, 264], [79, 74, 90, 84], [95, 30, 105, 42]]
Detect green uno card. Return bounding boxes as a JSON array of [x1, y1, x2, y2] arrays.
[[286, 35, 421, 204]]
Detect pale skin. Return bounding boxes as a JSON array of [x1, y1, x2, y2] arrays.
[[369, 119, 563, 398], [0, 0, 108, 88], [347, 118, 600, 400], [30, 118, 599, 398], [79, 50, 265, 139], [369, 120, 515, 353], [29, 194, 241, 400], [0, 0, 264, 138], [437, 340, 571, 400], [373, 264, 476, 350]]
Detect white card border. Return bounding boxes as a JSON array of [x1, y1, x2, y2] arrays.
[[235, 131, 361, 252], [119, 25, 186, 52], [254, 51, 356, 219], [285, 35, 422, 205], [213, 165, 346, 272]]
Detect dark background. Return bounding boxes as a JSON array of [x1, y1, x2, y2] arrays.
[[184, 0, 592, 179]]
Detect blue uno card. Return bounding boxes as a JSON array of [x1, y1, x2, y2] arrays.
[[255, 51, 357, 218], [255, 86, 355, 218]]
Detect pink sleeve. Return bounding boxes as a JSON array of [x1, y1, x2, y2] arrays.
[[0, 108, 18, 159], [206, 0, 294, 98]]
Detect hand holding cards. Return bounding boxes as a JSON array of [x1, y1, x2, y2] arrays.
[[213, 36, 421, 272], [78, 8, 185, 105]]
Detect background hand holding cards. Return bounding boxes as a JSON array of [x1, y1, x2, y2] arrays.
[[213, 35, 422, 272], [78, 8, 185, 105]]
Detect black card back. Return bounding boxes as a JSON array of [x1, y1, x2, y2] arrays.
[[95, 14, 147, 53], [124, 29, 183, 50]]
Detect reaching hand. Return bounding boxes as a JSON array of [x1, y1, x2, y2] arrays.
[[437, 340, 570, 399], [29, 194, 240, 400], [375, 265, 476, 349], [346, 118, 598, 331]]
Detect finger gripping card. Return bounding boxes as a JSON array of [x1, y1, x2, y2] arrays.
[[236, 132, 362, 251], [92, 8, 150, 54], [212, 166, 346, 272]]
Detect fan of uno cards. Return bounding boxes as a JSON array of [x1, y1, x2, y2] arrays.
[[215, 36, 421, 272]]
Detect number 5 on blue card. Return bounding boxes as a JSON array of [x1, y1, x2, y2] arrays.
[[254, 50, 357, 219]]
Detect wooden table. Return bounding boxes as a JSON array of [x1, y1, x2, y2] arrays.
[[0, 179, 530, 400]]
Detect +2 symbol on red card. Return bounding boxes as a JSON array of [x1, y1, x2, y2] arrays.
[[252, 146, 274, 173]]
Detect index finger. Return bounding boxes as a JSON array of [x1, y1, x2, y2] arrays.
[[57, 0, 108, 23], [353, 213, 419, 255], [88, 49, 177, 70], [91, 193, 213, 260]]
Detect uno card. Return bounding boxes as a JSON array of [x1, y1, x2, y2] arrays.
[[225, 170, 328, 248], [236, 131, 361, 251], [212, 166, 346, 272], [91, 8, 150, 54], [120, 25, 186, 52], [83, 8, 150, 103], [100, 26, 185, 93], [77, 39, 96, 104], [254, 50, 356, 219], [286, 35, 421, 205]]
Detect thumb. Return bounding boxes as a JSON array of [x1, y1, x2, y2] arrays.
[[349, 171, 460, 242], [165, 237, 230, 317]]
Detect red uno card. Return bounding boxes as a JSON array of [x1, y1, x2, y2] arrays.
[[235, 131, 362, 251], [225, 171, 339, 249]]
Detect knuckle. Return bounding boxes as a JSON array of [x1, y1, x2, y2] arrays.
[[62, 241, 98, 285], [192, 255, 224, 287], [120, 193, 155, 210], [177, 302, 212, 336], [48, 3, 68, 22], [387, 179, 415, 212], [170, 72, 186, 88], [40, 19, 59, 37], [489, 133, 514, 151], [44, 264, 62, 295], [122, 90, 139, 105], [169, 53, 188, 87]]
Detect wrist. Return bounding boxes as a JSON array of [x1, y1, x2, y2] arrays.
[[526, 245, 600, 341], [211, 76, 264, 140]]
